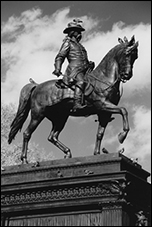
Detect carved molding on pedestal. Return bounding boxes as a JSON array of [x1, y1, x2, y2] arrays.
[[2, 180, 124, 207]]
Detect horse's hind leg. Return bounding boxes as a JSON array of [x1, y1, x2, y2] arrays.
[[21, 115, 44, 164], [47, 116, 72, 158]]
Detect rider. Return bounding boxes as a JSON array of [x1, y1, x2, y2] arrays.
[[52, 19, 95, 111]]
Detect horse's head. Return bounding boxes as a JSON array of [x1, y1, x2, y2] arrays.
[[116, 35, 138, 83]]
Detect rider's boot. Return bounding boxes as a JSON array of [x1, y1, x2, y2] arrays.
[[73, 81, 87, 112]]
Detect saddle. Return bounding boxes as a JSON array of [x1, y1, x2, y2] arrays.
[[55, 63, 95, 90]]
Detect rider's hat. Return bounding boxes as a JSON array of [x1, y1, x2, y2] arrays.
[[63, 19, 85, 34]]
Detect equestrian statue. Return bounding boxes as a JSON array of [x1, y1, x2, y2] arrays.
[[8, 19, 139, 164]]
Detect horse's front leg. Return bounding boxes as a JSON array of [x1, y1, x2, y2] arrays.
[[101, 101, 129, 144], [94, 122, 106, 155], [117, 107, 129, 144]]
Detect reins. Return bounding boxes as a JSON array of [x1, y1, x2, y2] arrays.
[[59, 70, 122, 98], [85, 71, 121, 96]]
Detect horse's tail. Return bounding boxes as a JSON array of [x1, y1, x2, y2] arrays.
[[8, 84, 36, 144]]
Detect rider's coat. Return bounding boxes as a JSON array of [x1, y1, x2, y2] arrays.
[[54, 36, 90, 83]]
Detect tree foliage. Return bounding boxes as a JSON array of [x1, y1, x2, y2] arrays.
[[1, 103, 54, 167]]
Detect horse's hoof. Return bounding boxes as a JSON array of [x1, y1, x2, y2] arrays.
[[64, 151, 72, 159], [118, 132, 127, 144], [21, 159, 28, 164], [94, 152, 100, 155]]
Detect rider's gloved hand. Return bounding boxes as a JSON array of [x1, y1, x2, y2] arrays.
[[52, 69, 62, 77]]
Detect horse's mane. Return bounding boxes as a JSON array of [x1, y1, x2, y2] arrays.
[[92, 43, 127, 79]]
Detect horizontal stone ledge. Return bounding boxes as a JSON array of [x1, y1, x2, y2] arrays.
[[2, 153, 122, 173], [1, 153, 149, 186]]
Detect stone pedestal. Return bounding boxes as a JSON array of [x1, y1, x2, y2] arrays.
[[1, 153, 151, 226]]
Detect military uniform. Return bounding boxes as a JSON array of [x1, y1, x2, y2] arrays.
[[54, 35, 90, 84], [52, 19, 95, 111]]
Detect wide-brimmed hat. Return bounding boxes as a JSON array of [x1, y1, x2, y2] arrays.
[[63, 19, 85, 34]]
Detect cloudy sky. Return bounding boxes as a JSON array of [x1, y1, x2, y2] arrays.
[[1, 1, 151, 179]]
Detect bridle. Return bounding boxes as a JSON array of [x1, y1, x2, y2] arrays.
[[85, 58, 129, 97]]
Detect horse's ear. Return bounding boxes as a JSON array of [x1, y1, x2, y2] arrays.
[[128, 35, 135, 46], [124, 36, 128, 43], [118, 38, 124, 44]]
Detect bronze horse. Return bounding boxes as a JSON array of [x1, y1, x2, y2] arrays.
[[8, 36, 138, 164]]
